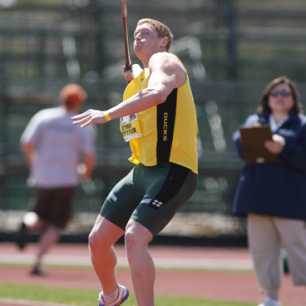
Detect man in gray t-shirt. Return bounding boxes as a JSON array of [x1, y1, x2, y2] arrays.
[[16, 84, 96, 276]]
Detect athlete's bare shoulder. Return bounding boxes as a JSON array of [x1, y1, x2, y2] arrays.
[[149, 52, 186, 87], [149, 52, 184, 68]]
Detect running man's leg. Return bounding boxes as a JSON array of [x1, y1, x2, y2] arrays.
[[16, 188, 48, 251], [31, 187, 74, 275], [32, 225, 60, 275], [125, 221, 154, 306]]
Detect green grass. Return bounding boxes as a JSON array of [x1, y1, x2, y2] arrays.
[[0, 283, 254, 306]]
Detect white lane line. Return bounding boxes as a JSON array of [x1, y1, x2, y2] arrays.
[[0, 253, 253, 270]]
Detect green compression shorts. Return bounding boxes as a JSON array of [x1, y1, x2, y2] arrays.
[[100, 163, 197, 235]]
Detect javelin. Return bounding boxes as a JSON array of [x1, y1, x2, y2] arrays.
[[120, 0, 132, 72]]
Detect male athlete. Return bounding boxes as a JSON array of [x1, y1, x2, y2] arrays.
[[73, 18, 198, 306]]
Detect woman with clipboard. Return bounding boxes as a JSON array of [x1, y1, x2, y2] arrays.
[[232, 76, 306, 306]]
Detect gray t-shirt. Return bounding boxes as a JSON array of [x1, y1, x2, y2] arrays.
[[21, 107, 95, 188]]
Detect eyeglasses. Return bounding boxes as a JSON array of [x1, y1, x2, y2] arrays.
[[270, 90, 292, 98]]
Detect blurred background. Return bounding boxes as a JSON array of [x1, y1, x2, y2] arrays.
[[1, 0, 306, 244]]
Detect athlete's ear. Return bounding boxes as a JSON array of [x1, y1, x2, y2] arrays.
[[160, 37, 169, 49]]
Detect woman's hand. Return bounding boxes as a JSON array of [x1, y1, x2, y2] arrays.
[[264, 134, 286, 154], [72, 109, 108, 127]]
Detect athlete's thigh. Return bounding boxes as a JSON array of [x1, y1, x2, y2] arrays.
[[100, 168, 143, 231], [131, 163, 197, 235]]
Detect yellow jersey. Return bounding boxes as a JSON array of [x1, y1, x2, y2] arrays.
[[120, 67, 198, 174]]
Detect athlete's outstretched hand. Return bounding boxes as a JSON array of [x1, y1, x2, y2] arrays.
[[72, 109, 108, 127]]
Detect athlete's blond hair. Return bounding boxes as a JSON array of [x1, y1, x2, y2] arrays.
[[137, 18, 173, 50]]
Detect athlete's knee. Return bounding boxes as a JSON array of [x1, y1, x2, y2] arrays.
[[88, 228, 110, 253], [125, 232, 143, 254], [88, 229, 98, 251], [125, 223, 152, 252]]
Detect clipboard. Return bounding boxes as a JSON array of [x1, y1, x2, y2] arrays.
[[240, 126, 277, 163]]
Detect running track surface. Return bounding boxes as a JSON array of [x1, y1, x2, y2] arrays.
[[0, 243, 305, 306]]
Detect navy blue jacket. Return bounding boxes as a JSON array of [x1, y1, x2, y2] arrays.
[[232, 113, 306, 220]]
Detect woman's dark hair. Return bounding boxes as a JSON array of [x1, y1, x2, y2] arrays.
[[257, 76, 303, 115]]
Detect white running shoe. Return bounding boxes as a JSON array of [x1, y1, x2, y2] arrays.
[[98, 284, 129, 306], [258, 297, 281, 306]]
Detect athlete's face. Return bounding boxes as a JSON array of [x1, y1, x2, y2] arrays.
[[133, 23, 163, 62]]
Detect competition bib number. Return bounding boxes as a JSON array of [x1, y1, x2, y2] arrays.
[[120, 114, 142, 142]]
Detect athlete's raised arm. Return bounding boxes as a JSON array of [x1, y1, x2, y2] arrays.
[[72, 52, 185, 127]]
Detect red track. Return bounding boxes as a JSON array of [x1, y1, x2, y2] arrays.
[[0, 243, 305, 306]]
